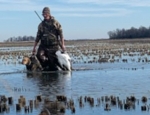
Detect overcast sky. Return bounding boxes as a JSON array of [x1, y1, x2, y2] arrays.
[[0, 0, 150, 42]]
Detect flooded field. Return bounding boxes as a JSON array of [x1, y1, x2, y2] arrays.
[[1, 39, 150, 115]]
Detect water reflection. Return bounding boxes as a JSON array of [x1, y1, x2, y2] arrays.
[[0, 71, 72, 115], [26, 71, 72, 98], [24, 71, 72, 114]]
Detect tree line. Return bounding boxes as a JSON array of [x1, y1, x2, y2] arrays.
[[4, 25, 150, 41], [4, 36, 35, 42], [108, 26, 150, 39]]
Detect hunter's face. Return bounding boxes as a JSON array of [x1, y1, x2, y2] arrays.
[[42, 13, 50, 20]]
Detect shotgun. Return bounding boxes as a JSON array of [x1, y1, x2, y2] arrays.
[[34, 11, 63, 50]]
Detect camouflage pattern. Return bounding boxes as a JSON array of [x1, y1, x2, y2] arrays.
[[35, 16, 63, 69], [42, 7, 50, 14], [35, 16, 63, 48], [36, 46, 60, 71]]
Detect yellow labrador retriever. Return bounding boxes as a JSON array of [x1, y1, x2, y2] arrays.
[[22, 55, 43, 71]]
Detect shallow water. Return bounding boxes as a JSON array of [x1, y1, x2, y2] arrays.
[[1, 52, 150, 115]]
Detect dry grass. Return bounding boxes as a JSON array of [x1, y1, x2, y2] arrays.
[[1, 38, 150, 64], [0, 38, 150, 47], [1, 38, 150, 57]]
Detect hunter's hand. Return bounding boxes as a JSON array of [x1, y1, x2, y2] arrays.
[[32, 48, 36, 55], [61, 45, 66, 52]]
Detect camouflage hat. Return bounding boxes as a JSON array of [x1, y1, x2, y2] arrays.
[[42, 7, 50, 14]]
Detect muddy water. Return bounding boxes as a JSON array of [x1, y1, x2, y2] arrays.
[[0, 61, 150, 115]]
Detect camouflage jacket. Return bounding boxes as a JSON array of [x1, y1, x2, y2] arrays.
[[35, 16, 63, 46]]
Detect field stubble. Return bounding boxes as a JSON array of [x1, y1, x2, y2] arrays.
[[1, 38, 150, 64]]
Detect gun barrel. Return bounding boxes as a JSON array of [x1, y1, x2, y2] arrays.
[[34, 11, 42, 21]]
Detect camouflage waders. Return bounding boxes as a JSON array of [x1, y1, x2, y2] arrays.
[[35, 16, 63, 70]]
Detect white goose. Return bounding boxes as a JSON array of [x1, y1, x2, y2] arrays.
[[55, 50, 72, 71]]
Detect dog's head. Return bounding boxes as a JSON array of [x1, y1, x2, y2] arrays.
[[22, 56, 31, 65]]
